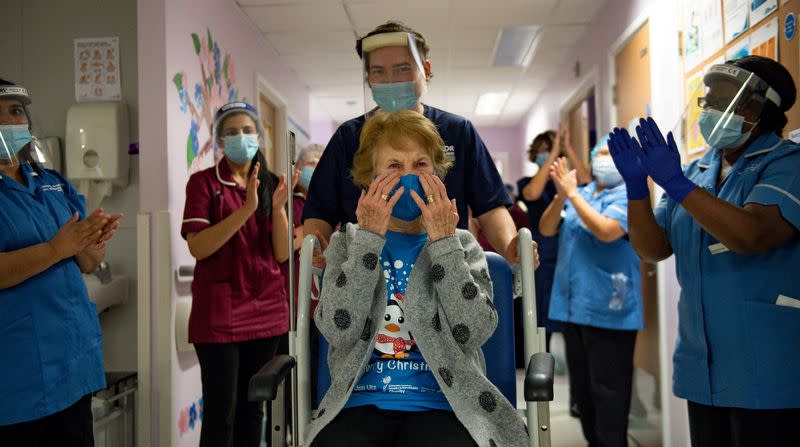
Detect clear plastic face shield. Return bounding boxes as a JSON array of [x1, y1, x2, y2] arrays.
[[359, 32, 428, 117], [675, 64, 781, 155], [0, 86, 49, 170], [212, 102, 266, 164]]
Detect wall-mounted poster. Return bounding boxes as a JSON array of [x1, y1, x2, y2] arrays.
[[725, 0, 750, 43], [701, 0, 725, 59], [74, 37, 121, 102], [750, 0, 778, 27], [685, 2, 704, 71], [685, 72, 706, 155], [750, 17, 780, 60], [726, 36, 752, 60]]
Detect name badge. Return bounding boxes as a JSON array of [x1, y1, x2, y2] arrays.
[[776, 295, 800, 310], [708, 242, 729, 255]]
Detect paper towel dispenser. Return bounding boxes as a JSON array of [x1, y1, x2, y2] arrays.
[[65, 102, 130, 209]]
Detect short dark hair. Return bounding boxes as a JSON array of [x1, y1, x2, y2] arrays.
[[356, 20, 430, 61], [527, 130, 555, 163], [356, 20, 433, 77], [728, 56, 796, 136]]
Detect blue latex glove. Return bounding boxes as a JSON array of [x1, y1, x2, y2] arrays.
[[635, 117, 697, 203], [607, 128, 650, 200]]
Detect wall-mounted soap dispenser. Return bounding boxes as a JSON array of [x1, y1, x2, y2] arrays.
[[65, 102, 130, 210]]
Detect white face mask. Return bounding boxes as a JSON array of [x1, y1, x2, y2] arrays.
[[592, 155, 623, 186]]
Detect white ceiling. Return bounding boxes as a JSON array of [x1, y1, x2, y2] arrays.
[[237, 0, 607, 126]]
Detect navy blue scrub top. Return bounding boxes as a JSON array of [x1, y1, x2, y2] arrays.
[[0, 164, 105, 425], [302, 105, 511, 230], [655, 132, 800, 409], [517, 177, 559, 264]]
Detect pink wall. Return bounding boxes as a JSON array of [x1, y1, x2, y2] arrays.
[[474, 124, 525, 184], [138, 0, 312, 444], [309, 119, 337, 145]]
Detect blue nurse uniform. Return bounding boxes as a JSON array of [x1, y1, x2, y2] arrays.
[[0, 164, 105, 425], [655, 132, 800, 409]]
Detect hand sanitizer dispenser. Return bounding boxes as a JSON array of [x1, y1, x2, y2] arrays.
[[65, 102, 130, 210]]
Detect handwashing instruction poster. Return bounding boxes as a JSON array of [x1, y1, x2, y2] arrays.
[[74, 37, 121, 102]]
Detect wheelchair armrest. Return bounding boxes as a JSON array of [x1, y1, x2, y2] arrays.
[[524, 352, 554, 402], [248, 354, 297, 402]]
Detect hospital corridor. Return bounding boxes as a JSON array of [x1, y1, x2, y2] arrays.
[[1, 0, 799, 446]]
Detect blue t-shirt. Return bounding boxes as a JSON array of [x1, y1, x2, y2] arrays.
[[345, 230, 451, 412], [302, 105, 511, 230]]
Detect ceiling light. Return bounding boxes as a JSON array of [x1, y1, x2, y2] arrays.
[[492, 26, 541, 68], [475, 92, 509, 116]]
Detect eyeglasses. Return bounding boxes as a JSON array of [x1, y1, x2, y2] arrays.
[[696, 96, 732, 110]]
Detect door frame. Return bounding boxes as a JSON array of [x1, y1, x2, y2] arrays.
[[256, 74, 289, 175], [559, 66, 598, 127], [606, 12, 650, 133]]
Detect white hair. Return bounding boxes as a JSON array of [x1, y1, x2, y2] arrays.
[[297, 143, 325, 165]]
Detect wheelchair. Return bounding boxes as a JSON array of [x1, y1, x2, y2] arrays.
[[249, 228, 554, 447]]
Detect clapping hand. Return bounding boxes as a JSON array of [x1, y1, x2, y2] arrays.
[[549, 157, 578, 201], [244, 162, 261, 214], [272, 167, 300, 212], [49, 212, 106, 260], [635, 117, 696, 203], [607, 127, 649, 200]]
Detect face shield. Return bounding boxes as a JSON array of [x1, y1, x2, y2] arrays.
[[679, 64, 782, 153], [212, 102, 265, 165], [359, 32, 428, 117], [0, 85, 49, 170]]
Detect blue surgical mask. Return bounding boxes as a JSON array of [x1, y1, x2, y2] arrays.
[[371, 81, 419, 112], [223, 134, 259, 164], [534, 152, 549, 167], [390, 174, 426, 221], [592, 155, 623, 186], [0, 125, 32, 158], [299, 166, 314, 191], [698, 108, 754, 149]]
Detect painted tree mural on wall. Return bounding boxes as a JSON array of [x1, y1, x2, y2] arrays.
[[173, 29, 241, 173]]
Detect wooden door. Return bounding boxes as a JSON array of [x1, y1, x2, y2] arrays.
[[567, 97, 592, 164], [614, 21, 660, 378], [259, 93, 278, 170]]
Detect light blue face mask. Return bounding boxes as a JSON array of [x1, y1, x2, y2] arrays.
[[299, 166, 314, 190], [534, 152, 549, 167], [592, 155, 623, 186], [0, 125, 32, 158], [371, 81, 419, 112], [698, 108, 755, 149], [223, 134, 259, 164], [389, 174, 426, 221]]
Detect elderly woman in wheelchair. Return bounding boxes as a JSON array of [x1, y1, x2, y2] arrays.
[[304, 110, 529, 446]]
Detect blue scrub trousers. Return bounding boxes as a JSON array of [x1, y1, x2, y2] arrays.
[[0, 394, 94, 447]]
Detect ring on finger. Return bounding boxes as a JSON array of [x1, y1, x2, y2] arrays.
[[426, 194, 435, 204], [381, 193, 389, 201]]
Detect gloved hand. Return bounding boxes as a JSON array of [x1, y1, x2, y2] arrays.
[[635, 117, 697, 203], [607, 128, 649, 200]]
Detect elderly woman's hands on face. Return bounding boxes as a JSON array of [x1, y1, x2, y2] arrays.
[[356, 173, 402, 236], [410, 173, 458, 241]]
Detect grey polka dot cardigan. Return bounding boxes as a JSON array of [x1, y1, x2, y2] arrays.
[[307, 224, 528, 446]]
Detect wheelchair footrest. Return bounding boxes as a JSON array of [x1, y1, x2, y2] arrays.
[[524, 352, 555, 402], [248, 354, 296, 402]]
